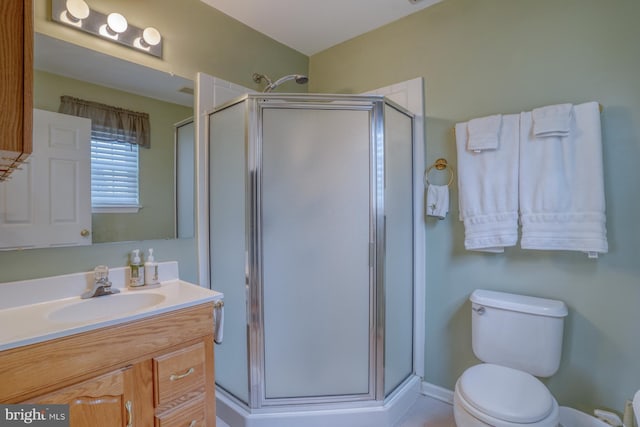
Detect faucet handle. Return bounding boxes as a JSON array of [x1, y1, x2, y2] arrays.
[[94, 265, 109, 282]]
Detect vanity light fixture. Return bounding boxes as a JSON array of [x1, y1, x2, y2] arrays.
[[51, 0, 163, 58]]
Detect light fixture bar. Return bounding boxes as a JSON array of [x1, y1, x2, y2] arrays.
[[51, 0, 163, 58]]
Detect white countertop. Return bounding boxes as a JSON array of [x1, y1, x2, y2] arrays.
[[0, 262, 223, 351]]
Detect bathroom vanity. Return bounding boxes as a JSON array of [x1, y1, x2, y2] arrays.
[[0, 262, 222, 427]]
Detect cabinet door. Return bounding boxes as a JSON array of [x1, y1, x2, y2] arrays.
[[0, 0, 33, 180], [27, 367, 135, 427]]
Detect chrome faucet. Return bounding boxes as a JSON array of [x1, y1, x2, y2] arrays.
[[81, 265, 120, 299]]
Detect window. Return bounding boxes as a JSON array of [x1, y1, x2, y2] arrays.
[[91, 129, 140, 212], [58, 96, 151, 213]]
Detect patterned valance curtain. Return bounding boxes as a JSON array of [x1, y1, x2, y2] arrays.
[[58, 96, 151, 148]]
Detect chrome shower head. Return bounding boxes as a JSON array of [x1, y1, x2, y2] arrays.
[[253, 73, 309, 92]]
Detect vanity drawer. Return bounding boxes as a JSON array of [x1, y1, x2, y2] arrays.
[[154, 341, 205, 406], [155, 395, 206, 427]]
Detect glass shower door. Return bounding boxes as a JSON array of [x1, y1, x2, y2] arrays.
[[259, 106, 374, 402]]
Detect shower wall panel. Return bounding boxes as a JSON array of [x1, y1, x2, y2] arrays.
[[209, 102, 250, 404], [383, 105, 414, 396]]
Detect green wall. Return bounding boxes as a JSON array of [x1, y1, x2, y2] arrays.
[[310, 0, 640, 413], [34, 70, 192, 243]]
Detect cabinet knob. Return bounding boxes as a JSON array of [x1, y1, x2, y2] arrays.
[[80, 229, 90, 237]]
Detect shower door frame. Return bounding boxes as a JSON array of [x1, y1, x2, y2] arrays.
[[246, 94, 388, 408]]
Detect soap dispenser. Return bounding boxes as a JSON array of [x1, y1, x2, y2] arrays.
[[129, 249, 145, 287], [144, 248, 159, 285]]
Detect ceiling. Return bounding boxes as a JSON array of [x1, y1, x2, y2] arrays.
[[200, 0, 442, 56]]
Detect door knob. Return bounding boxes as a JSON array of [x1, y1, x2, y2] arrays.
[[80, 229, 90, 237]]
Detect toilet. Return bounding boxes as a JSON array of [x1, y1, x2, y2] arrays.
[[453, 289, 569, 427]]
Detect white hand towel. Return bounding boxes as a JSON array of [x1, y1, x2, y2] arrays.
[[467, 114, 502, 152], [455, 114, 519, 253], [426, 184, 449, 220], [532, 103, 573, 137], [519, 101, 607, 255]]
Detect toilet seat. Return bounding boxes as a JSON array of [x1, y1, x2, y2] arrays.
[[454, 363, 559, 427]]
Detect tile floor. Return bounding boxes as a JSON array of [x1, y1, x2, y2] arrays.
[[395, 394, 455, 427], [215, 394, 456, 427]]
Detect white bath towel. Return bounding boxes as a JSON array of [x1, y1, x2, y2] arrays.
[[532, 103, 573, 137], [426, 184, 449, 220], [519, 102, 607, 255], [455, 114, 520, 252], [467, 114, 502, 152]]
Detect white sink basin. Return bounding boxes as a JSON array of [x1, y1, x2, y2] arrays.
[[0, 266, 223, 352], [47, 292, 166, 323]]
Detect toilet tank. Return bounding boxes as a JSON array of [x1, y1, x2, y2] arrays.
[[470, 289, 568, 377]]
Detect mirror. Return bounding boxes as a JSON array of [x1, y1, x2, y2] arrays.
[[33, 33, 194, 244]]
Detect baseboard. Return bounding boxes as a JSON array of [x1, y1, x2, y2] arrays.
[[420, 381, 454, 405]]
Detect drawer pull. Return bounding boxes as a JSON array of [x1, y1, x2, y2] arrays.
[[125, 400, 133, 427], [170, 367, 195, 381], [189, 421, 197, 427]]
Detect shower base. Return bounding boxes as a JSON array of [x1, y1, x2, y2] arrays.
[[216, 375, 421, 427]]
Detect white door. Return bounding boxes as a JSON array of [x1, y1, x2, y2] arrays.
[[0, 109, 91, 250]]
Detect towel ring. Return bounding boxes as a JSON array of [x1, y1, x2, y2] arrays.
[[424, 158, 454, 187]]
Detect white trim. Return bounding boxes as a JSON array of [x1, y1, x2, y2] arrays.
[[92, 205, 142, 213], [217, 375, 421, 427], [194, 73, 253, 288], [194, 72, 214, 288], [420, 381, 454, 405]]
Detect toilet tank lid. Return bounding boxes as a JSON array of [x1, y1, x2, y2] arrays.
[[470, 290, 568, 318]]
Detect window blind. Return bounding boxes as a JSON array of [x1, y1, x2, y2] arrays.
[[91, 132, 139, 207]]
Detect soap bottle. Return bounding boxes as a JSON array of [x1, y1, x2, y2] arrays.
[[144, 248, 159, 285], [129, 249, 145, 287]]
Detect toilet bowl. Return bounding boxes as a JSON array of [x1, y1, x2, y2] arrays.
[[453, 290, 568, 427], [453, 364, 559, 427]]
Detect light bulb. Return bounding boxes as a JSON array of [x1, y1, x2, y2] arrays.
[[63, 0, 89, 25], [107, 13, 128, 34], [142, 27, 161, 47], [65, 0, 89, 21]]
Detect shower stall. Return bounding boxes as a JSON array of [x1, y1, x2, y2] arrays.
[[207, 93, 416, 420]]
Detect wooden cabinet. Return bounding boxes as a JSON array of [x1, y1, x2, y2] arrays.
[[0, 0, 33, 181], [0, 303, 216, 426], [28, 366, 137, 427]]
